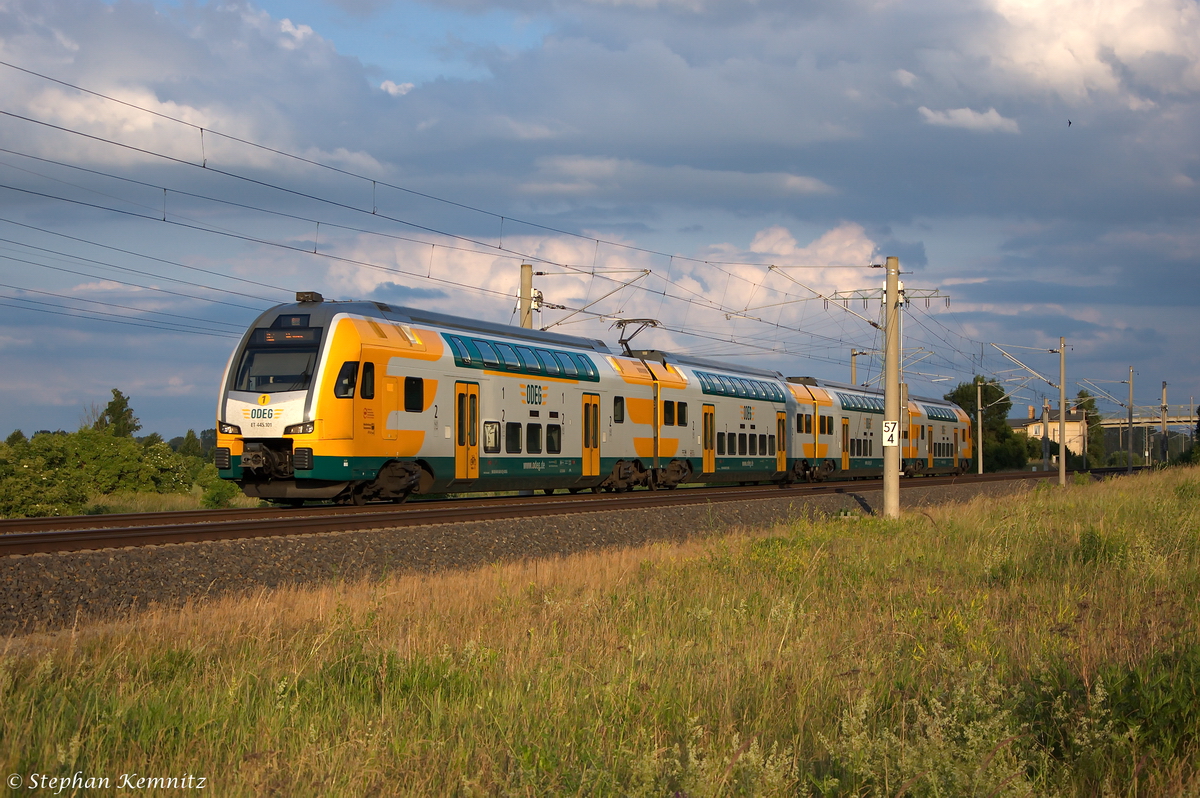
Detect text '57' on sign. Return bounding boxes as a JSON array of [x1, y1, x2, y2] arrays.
[[883, 421, 899, 447]]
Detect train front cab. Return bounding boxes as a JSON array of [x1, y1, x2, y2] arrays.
[[218, 307, 446, 504]]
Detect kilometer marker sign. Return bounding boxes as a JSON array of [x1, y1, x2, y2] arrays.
[[883, 420, 899, 447]]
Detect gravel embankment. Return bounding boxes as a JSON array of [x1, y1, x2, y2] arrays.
[[0, 478, 1044, 636]]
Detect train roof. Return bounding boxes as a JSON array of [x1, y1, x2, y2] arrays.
[[789, 376, 958, 407], [263, 298, 614, 353], [626, 349, 785, 381], [261, 296, 961, 407]]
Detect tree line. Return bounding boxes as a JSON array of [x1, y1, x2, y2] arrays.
[[0, 389, 236, 517]]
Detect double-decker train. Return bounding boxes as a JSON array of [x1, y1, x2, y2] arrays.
[[215, 293, 972, 504]]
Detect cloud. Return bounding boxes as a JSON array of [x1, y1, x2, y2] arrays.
[[918, 106, 1020, 133], [381, 80, 414, 96], [983, 0, 1200, 100], [2, 0, 1200, 430], [520, 157, 832, 202]]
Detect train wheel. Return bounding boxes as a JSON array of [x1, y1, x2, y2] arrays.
[[568, 487, 581, 494], [543, 488, 556, 495], [348, 484, 368, 506]]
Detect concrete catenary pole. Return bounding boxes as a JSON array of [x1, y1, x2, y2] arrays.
[[1127, 367, 1134, 474], [1161, 382, 1169, 463], [1042, 399, 1050, 473], [850, 349, 858, 386], [519, 263, 534, 329], [883, 257, 901, 519], [976, 376, 984, 474], [1058, 337, 1066, 486]]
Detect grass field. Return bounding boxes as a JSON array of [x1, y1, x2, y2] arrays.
[[3, 467, 1199, 796], [81, 486, 260, 515]]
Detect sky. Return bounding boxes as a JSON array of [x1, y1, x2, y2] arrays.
[[1, 0, 1198, 439]]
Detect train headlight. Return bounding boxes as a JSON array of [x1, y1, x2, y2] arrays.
[[219, 422, 241, 435], [285, 422, 315, 435]]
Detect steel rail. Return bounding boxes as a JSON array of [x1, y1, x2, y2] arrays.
[[1, 471, 1060, 557]]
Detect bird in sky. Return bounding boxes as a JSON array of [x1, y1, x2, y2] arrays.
[[1068, 120, 1072, 127]]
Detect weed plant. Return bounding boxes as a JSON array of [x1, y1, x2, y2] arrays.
[[2, 467, 1199, 795]]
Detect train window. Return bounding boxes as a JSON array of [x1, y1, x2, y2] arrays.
[[556, 353, 579, 378], [483, 421, 500, 453], [526, 424, 543, 454], [457, 394, 467, 446], [516, 346, 541, 373], [717, 432, 726, 455], [749, 434, 757, 456], [739, 433, 748, 456], [359, 362, 375, 399], [677, 402, 688, 426], [404, 377, 424, 412], [469, 394, 478, 446], [769, 435, 776, 456], [494, 343, 521, 370], [235, 348, 320, 393], [334, 361, 358, 398], [535, 349, 561, 376], [473, 340, 501, 368], [920, 427, 925, 440], [547, 424, 562, 454], [806, 414, 813, 434], [448, 336, 472, 364], [663, 400, 675, 426], [868, 440, 873, 457], [759, 434, 767, 454], [613, 396, 625, 423], [505, 422, 522, 453], [573, 355, 597, 379]]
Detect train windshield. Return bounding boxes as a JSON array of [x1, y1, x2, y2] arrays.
[[232, 327, 323, 393], [234, 348, 319, 393]]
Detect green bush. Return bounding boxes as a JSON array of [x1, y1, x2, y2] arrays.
[[0, 426, 200, 518], [201, 479, 240, 509]]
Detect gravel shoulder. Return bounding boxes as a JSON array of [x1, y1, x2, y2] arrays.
[[0, 478, 1045, 636]]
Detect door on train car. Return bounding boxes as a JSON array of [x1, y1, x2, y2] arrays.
[[454, 382, 479, 479], [582, 393, 600, 477], [775, 411, 787, 473], [702, 405, 716, 474], [927, 425, 934, 469], [362, 348, 398, 442], [352, 359, 379, 441], [953, 430, 959, 469], [841, 418, 850, 471]]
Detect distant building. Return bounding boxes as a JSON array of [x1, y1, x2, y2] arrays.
[[1008, 404, 1089, 458]]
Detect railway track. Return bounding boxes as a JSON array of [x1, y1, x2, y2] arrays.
[[0, 470, 1069, 557]]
